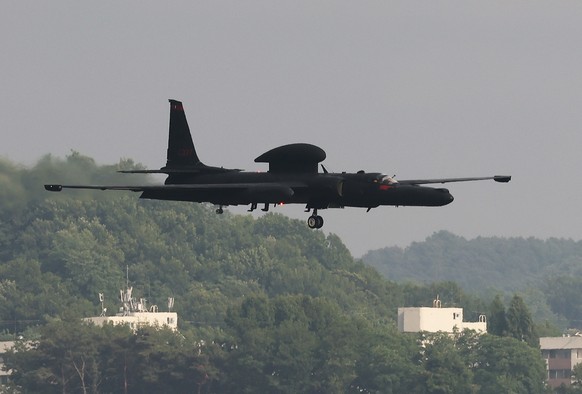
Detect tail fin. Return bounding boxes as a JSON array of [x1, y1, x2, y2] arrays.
[[165, 99, 203, 168]]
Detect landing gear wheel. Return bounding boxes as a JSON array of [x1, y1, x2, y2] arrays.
[[215, 207, 224, 214], [307, 216, 318, 229], [315, 215, 324, 229], [307, 215, 324, 229]]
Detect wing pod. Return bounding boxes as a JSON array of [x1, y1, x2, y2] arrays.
[[45, 184, 63, 192], [493, 175, 511, 183]]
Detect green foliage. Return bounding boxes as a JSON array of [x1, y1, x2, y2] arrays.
[[2, 155, 405, 332], [418, 332, 474, 394], [506, 294, 538, 347], [569, 363, 582, 393], [544, 276, 582, 328], [4, 320, 218, 394], [471, 335, 547, 394], [488, 295, 508, 336]]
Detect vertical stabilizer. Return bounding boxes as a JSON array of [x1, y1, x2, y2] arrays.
[[165, 99, 203, 168]]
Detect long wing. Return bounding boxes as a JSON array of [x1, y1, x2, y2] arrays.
[[397, 175, 511, 185], [45, 183, 302, 193]]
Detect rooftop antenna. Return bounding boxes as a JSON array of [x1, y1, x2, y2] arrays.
[[119, 266, 134, 315], [99, 293, 107, 316]]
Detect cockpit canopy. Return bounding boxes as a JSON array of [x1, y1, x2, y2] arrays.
[[378, 174, 398, 185]]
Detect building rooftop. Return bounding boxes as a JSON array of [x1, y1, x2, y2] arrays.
[[540, 336, 582, 350]]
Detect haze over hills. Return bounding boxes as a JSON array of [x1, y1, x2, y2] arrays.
[[362, 230, 582, 294]]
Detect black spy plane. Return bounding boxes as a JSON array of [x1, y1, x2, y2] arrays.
[[45, 100, 511, 229]]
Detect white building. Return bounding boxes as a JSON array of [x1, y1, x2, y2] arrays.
[[398, 300, 486, 334], [84, 286, 178, 331], [86, 312, 178, 331]]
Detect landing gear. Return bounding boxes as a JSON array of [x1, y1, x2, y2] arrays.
[[307, 209, 324, 229], [215, 206, 224, 214], [248, 203, 257, 212]]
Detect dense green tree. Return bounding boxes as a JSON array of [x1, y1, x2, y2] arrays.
[[506, 294, 538, 347], [488, 294, 508, 336], [4, 320, 221, 394], [566, 363, 582, 393], [353, 327, 421, 393], [472, 335, 547, 394], [6, 320, 106, 393], [418, 332, 474, 394]]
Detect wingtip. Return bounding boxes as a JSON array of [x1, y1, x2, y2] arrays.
[[44, 184, 63, 192], [493, 175, 511, 183]]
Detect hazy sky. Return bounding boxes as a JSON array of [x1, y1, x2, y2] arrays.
[[2, 1, 582, 256]]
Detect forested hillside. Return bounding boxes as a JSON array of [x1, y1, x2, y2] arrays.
[[363, 231, 582, 328], [0, 154, 561, 393], [363, 231, 582, 292]]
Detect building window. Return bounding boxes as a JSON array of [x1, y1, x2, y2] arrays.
[[558, 350, 571, 359], [549, 369, 572, 379], [550, 350, 556, 359], [542, 350, 550, 359]]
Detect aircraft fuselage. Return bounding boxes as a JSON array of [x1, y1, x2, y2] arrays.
[[140, 170, 454, 209]]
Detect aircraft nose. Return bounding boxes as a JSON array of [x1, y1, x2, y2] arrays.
[[437, 188, 454, 205]]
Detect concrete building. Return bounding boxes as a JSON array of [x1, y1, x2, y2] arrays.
[[398, 298, 486, 334], [540, 336, 582, 388], [84, 286, 178, 331], [86, 311, 178, 331]]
